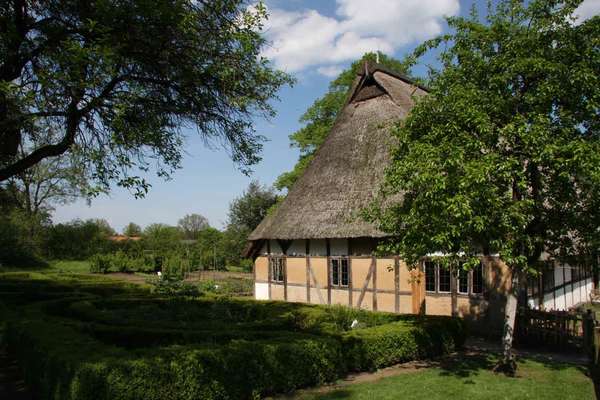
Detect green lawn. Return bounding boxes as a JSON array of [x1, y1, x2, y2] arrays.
[[293, 354, 595, 400]]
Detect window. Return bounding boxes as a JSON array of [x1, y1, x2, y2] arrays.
[[270, 257, 284, 283], [425, 261, 436, 292], [458, 269, 469, 294], [330, 258, 349, 287], [472, 263, 483, 294], [438, 267, 451, 292], [425, 260, 484, 295]]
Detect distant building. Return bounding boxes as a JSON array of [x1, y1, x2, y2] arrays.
[[245, 62, 594, 331], [108, 234, 142, 242]]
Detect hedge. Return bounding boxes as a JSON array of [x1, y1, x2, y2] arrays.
[[0, 274, 467, 400]]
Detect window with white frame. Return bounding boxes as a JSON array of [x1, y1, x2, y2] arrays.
[[425, 261, 484, 295], [330, 257, 349, 287], [269, 257, 284, 283]]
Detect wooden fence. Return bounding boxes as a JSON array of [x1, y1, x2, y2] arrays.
[[516, 308, 596, 352]]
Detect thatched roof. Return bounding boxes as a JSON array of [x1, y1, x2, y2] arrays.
[[249, 62, 427, 241]]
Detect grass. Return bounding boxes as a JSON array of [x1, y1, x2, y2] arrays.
[[48, 259, 91, 273], [292, 354, 595, 400]]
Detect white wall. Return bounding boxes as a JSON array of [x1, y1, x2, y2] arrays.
[[255, 282, 269, 300], [537, 277, 593, 311]]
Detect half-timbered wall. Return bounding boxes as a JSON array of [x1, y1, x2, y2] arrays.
[[253, 240, 593, 326]]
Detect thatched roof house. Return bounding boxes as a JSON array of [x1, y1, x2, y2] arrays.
[[248, 62, 594, 329], [249, 62, 427, 243]]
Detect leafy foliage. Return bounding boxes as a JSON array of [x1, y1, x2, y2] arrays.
[[177, 213, 210, 240], [0, 272, 465, 400], [227, 180, 279, 230], [369, 0, 600, 274], [275, 52, 410, 191], [122, 222, 142, 237], [46, 219, 115, 260], [0, 0, 292, 193]]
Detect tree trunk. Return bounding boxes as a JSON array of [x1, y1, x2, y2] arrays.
[[494, 273, 519, 375]]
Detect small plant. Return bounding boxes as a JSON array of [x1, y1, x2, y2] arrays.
[[147, 274, 200, 297], [89, 254, 111, 274], [327, 304, 360, 332]]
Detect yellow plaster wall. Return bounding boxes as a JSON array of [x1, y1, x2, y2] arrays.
[[352, 258, 373, 289], [425, 295, 452, 316], [331, 289, 349, 306], [255, 257, 268, 281], [311, 257, 328, 287], [271, 284, 284, 301], [377, 293, 396, 313], [286, 258, 306, 285], [376, 258, 396, 291], [287, 286, 306, 303]]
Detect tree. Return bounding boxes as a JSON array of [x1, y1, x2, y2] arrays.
[[123, 222, 142, 237], [228, 181, 279, 230], [369, 0, 599, 373], [142, 223, 182, 253], [275, 52, 410, 191], [0, 0, 291, 195], [195, 227, 225, 270], [4, 149, 86, 217], [177, 213, 210, 240], [46, 218, 113, 259]]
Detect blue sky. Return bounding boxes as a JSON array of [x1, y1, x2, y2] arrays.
[[53, 0, 599, 233]]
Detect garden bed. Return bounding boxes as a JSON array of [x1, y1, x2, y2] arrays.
[[0, 272, 466, 400]]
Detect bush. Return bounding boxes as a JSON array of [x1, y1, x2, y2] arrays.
[[89, 254, 112, 274], [147, 275, 200, 298], [342, 317, 466, 371], [0, 273, 467, 400]]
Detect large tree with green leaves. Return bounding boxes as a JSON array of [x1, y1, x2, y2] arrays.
[[0, 0, 291, 194], [275, 52, 410, 191], [369, 0, 599, 372]]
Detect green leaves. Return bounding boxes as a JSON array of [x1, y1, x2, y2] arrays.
[[371, 0, 600, 272], [0, 0, 292, 190]]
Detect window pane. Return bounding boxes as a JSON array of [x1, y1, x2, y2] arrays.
[[278, 259, 284, 282], [331, 259, 339, 286], [472, 263, 483, 294], [458, 269, 468, 294], [439, 267, 451, 292], [425, 262, 436, 292], [341, 259, 349, 286]]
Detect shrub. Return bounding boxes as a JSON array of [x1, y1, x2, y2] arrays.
[[89, 254, 112, 274], [1, 273, 467, 400], [342, 317, 466, 371], [147, 275, 200, 298]]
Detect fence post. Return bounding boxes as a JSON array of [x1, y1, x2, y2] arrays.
[[583, 309, 595, 361]]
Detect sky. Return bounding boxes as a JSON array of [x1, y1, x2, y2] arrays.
[[52, 0, 600, 233]]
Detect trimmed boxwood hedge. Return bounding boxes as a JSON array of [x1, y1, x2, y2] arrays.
[[0, 273, 466, 400]]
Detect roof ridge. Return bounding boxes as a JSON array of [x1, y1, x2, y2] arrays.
[[357, 61, 430, 93]]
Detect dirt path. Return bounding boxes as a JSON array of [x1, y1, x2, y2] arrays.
[[0, 346, 34, 400]]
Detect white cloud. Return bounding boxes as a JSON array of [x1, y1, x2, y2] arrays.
[[317, 65, 344, 77], [574, 0, 600, 23], [261, 0, 459, 75]]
